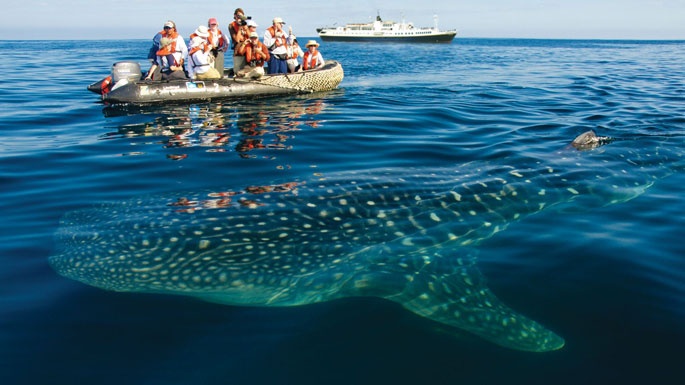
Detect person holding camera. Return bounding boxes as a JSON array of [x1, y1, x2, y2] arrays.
[[233, 19, 259, 76], [229, 8, 250, 75], [263, 17, 290, 74], [237, 31, 270, 80]]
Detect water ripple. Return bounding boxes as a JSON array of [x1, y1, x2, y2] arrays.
[[1, 38, 685, 385]]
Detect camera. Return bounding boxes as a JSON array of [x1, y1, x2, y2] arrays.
[[239, 15, 252, 26]]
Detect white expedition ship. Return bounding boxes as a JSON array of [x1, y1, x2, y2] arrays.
[[317, 14, 457, 43]]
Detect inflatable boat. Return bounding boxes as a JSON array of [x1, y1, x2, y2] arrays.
[[87, 61, 344, 105]]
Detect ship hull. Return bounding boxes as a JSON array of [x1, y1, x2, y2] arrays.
[[318, 32, 456, 43]]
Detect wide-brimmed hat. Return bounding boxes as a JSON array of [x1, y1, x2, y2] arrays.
[[159, 37, 172, 47], [194, 25, 209, 38], [246, 20, 258, 27], [164, 20, 175, 29], [248, 31, 259, 38], [191, 36, 206, 47], [272, 17, 285, 24], [305, 40, 319, 47]]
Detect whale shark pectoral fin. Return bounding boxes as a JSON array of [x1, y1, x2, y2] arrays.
[[380, 252, 565, 352]]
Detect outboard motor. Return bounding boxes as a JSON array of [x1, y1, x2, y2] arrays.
[[110, 61, 142, 91], [112, 61, 142, 83]]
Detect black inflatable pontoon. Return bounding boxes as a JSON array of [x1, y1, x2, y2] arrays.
[[87, 61, 344, 105]]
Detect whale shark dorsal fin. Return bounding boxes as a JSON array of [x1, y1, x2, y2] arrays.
[[360, 249, 565, 352]]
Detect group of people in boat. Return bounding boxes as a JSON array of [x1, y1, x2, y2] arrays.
[[145, 8, 326, 81]]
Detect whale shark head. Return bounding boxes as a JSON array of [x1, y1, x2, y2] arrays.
[[50, 131, 684, 352], [571, 130, 613, 150]]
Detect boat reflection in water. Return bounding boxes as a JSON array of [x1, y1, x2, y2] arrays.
[[101, 95, 330, 161]]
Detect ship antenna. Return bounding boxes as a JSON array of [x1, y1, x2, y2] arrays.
[[434, 14, 439, 30]]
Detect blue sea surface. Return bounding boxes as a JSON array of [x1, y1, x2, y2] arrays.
[[1, 38, 684, 384]]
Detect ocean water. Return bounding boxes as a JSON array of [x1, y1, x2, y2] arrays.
[[1, 38, 684, 384]]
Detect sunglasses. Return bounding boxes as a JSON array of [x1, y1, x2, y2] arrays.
[[164, 26, 172, 29]]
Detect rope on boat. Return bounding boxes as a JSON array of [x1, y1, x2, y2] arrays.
[[257, 71, 310, 92], [256, 62, 344, 93]]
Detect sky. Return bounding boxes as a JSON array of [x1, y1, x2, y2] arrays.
[[1, 0, 683, 40]]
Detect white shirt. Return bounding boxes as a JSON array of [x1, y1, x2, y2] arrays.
[[263, 26, 291, 55], [186, 40, 213, 78], [209, 28, 230, 52], [171, 36, 188, 67]]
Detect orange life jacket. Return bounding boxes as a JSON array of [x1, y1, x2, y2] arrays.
[[229, 22, 243, 49], [208, 29, 226, 49], [156, 31, 182, 66], [188, 42, 209, 56], [101, 76, 112, 94], [246, 41, 269, 67], [229, 21, 241, 35], [303, 51, 318, 70], [188, 41, 212, 71], [188, 34, 212, 54], [266, 26, 287, 49]]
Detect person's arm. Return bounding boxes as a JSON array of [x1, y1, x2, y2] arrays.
[[263, 29, 275, 49], [261, 43, 271, 62], [175, 37, 188, 67], [229, 24, 240, 44], [235, 39, 248, 56], [245, 44, 254, 63], [222, 33, 230, 52]]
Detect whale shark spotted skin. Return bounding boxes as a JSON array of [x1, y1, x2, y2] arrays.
[[49, 132, 684, 352]]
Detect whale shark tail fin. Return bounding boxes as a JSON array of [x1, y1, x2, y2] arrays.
[[369, 251, 565, 352]]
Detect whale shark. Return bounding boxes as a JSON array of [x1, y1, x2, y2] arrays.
[[49, 131, 684, 352]]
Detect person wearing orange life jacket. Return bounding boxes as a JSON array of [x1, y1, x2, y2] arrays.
[[207, 17, 230, 77], [228, 8, 247, 49], [145, 21, 188, 80], [232, 19, 259, 77], [263, 17, 291, 74], [237, 31, 270, 80], [286, 28, 304, 73], [229, 8, 249, 76], [302, 40, 325, 71], [186, 26, 221, 80]]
